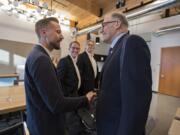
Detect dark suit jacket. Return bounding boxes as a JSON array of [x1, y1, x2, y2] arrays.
[[77, 52, 98, 95], [57, 55, 79, 97], [24, 45, 88, 135], [96, 34, 152, 135]]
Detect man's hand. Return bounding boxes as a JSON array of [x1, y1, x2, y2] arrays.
[[86, 91, 97, 103]]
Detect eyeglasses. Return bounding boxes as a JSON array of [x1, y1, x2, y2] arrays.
[[71, 47, 80, 50], [101, 20, 117, 28]]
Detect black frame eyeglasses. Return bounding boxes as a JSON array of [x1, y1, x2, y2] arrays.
[[101, 20, 117, 28]]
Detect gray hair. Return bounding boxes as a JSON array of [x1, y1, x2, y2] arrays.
[[111, 13, 129, 27]]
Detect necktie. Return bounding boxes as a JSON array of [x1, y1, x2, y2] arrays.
[[108, 47, 113, 55]]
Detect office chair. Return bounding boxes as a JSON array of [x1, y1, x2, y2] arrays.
[[0, 122, 24, 135]]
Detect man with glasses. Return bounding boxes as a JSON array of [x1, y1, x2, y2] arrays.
[[57, 41, 87, 135], [96, 12, 152, 135], [77, 40, 99, 96]]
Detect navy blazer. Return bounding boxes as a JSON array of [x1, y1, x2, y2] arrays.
[[96, 34, 152, 135], [77, 52, 99, 95], [24, 45, 88, 135], [57, 55, 79, 97]]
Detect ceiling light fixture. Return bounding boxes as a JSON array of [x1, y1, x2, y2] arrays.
[[0, 0, 71, 25]]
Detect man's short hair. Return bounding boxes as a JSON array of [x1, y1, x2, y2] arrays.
[[69, 41, 80, 48], [111, 13, 129, 27], [35, 17, 59, 38], [86, 40, 95, 46]]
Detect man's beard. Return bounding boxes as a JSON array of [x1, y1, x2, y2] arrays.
[[50, 41, 60, 50]]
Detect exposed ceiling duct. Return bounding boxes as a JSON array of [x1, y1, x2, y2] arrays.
[[126, 0, 179, 20], [76, 24, 101, 36], [153, 24, 180, 36], [76, 0, 180, 36]]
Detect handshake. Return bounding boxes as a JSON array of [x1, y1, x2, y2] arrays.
[[85, 91, 97, 103]]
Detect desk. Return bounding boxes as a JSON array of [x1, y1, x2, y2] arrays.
[[175, 108, 180, 120], [168, 119, 180, 135], [0, 85, 25, 115], [0, 74, 19, 80], [0, 74, 19, 85], [0, 74, 19, 78]]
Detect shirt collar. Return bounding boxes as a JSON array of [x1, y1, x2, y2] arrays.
[[86, 50, 93, 57], [110, 32, 126, 49], [37, 43, 51, 57], [69, 54, 78, 63]]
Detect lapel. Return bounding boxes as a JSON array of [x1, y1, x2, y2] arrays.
[[35, 45, 49, 57], [84, 52, 95, 77], [67, 55, 78, 80], [100, 33, 129, 85], [35, 45, 57, 74]]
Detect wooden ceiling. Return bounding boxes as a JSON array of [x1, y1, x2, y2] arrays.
[[42, 0, 179, 29], [42, 0, 102, 26]]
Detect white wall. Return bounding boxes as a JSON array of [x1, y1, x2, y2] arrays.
[[129, 13, 180, 34], [90, 33, 109, 55], [0, 11, 36, 43], [0, 11, 73, 58]]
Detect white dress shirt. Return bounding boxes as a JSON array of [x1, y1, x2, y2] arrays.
[[109, 32, 126, 54], [69, 55, 81, 89], [86, 51, 97, 78]]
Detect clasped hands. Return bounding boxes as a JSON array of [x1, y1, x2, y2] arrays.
[[86, 91, 97, 104]]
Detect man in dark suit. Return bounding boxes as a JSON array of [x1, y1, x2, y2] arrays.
[[57, 41, 81, 97], [77, 40, 99, 96], [57, 41, 85, 135], [24, 17, 96, 135], [96, 12, 152, 135]]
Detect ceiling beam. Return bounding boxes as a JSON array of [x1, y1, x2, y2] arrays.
[[64, 0, 100, 16]]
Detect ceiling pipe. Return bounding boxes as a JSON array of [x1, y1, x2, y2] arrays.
[[76, 0, 180, 36], [76, 24, 101, 36], [126, 0, 179, 20], [153, 24, 180, 36]]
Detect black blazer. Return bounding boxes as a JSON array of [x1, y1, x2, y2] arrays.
[[77, 51, 98, 95], [57, 55, 79, 97], [96, 34, 152, 135], [24, 45, 88, 135]]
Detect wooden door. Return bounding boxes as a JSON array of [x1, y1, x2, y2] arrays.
[[159, 46, 180, 97]]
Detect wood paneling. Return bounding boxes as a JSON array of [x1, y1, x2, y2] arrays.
[[41, 0, 179, 29], [65, 0, 100, 16], [77, 15, 99, 29]]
